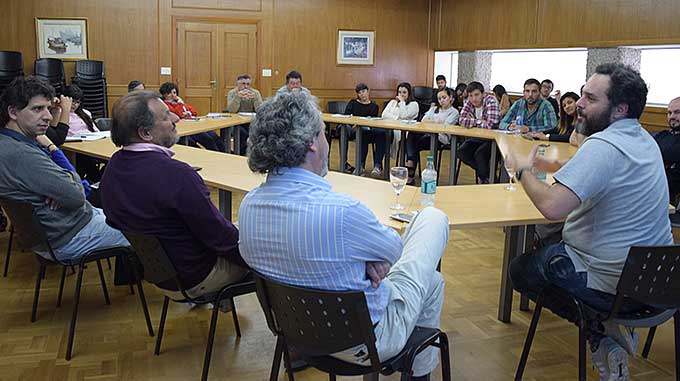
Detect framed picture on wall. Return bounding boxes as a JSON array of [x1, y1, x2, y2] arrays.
[[337, 30, 375, 66], [35, 18, 89, 60]]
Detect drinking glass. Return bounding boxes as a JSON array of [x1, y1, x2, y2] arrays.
[[504, 156, 517, 191], [390, 167, 408, 210]]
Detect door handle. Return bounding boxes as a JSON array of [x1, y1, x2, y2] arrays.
[[210, 80, 217, 89]]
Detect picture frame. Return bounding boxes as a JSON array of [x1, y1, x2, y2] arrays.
[[35, 18, 89, 60], [337, 30, 375, 66]]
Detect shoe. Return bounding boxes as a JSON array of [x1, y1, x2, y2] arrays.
[[670, 210, 680, 228], [603, 321, 639, 356], [591, 337, 629, 381], [370, 167, 382, 178], [353, 167, 365, 176], [344, 162, 355, 174]]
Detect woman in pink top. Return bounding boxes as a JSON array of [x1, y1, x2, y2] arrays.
[[64, 85, 99, 136]]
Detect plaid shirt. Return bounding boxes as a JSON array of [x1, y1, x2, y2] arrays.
[[459, 95, 502, 129], [500, 98, 558, 132]]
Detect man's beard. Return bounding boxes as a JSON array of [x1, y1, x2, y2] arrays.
[[576, 108, 613, 136], [159, 134, 180, 148]]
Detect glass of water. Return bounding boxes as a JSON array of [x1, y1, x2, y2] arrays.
[[390, 167, 408, 210], [504, 155, 517, 191]]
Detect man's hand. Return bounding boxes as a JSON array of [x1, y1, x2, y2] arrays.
[[506, 145, 538, 174], [366, 261, 391, 288], [527, 131, 548, 141], [36, 134, 55, 149], [45, 197, 61, 211]]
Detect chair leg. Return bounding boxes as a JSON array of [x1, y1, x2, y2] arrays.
[[270, 336, 285, 381], [642, 326, 657, 359], [328, 373, 336, 381], [439, 333, 452, 381], [454, 157, 462, 185], [674, 310, 679, 381], [56, 266, 67, 307], [578, 319, 587, 381], [65, 264, 85, 361], [229, 298, 242, 337], [106, 257, 112, 270], [3, 228, 13, 277], [134, 273, 154, 337], [154, 296, 170, 355], [515, 296, 544, 380], [96, 259, 111, 305], [31, 263, 46, 323], [281, 339, 296, 381], [201, 302, 221, 381]]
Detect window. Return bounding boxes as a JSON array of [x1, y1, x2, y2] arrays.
[[434, 51, 458, 87], [639, 46, 680, 105], [490, 49, 587, 95]]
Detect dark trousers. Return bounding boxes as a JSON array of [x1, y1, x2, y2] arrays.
[[188, 131, 225, 152], [510, 242, 643, 346], [666, 167, 680, 202], [405, 132, 431, 168], [76, 154, 104, 183], [337, 125, 388, 169], [457, 139, 492, 182]]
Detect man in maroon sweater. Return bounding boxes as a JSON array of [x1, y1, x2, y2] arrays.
[[100, 90, 248, 299]]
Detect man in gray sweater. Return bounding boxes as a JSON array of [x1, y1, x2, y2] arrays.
[[0, 77, 128, 262]]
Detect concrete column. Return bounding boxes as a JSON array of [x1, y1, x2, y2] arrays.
[[457, 51, 492, 90], [586, 47, 641, 79]]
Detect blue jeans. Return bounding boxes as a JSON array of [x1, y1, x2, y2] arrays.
[[510, 242, 617, 344], [47, 208, 130, 264]]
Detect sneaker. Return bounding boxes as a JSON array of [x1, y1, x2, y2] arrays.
[[344, 162, 355, 174], [370, 167, 382, 178], [591, 337, 629, 381], [671, 210, 680, 228], [603, 321, 639, 356], [353, 167, 365, 176]]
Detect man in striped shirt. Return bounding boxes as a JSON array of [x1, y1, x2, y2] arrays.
[[239, 93, 450, 381]]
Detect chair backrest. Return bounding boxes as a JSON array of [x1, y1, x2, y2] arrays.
[[253, 272, 382, 370], [0, 198, 53, 258], [75, 60, 105, 79], [327, 101, 349, 115], [95, 117, 112, 131], [34, 58, 65, 79], [413, 86, 433, 102], [0, 51, 23, 73], [121, 231, 185, 290], [614, 245, 680, 310]]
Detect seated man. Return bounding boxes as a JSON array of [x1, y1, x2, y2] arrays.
[[238, 92, 449, 380], [0, 76, 128, 262], [540, 78, 560, 119], [226, 74, 263, 154], [456, 81, 502, 183], [654, 96, 680, 226], [500, 78, 557, 133], [275, 70, 311, 95], [159, 82, 225, 152], [506, 64, 673, 380], [127, 80, 145, 92], [100, 90, 249, 299], [431, 75, 449, 108]]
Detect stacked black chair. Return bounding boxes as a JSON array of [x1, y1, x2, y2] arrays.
[[254, 271, 452, 381], [34, 58, 66, 95], [515, 245, 680, 381], [0, 197, 154, 361], [413, 86, 434, 121], [122, 231, 256, 381], [71, 60, 107, 119], [0, 51, 24, 96]]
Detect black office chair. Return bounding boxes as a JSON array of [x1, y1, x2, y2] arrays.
[[413, 86, 434, 121], [34, 58, 65, 94], [123, 231, 256, 381], [75, 60, 105, 80], [95, 117, 112, 131], [254, 271, 452, 381], [0, 198, 154, 361], [515, 245, 680, 381]]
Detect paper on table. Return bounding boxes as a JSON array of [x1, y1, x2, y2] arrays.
[[493, 129, 521, 134], [359, 116, 383, 120], [331, 114, 352, 118], [238, 112, 256, 116], [65, 131, 111, 142], [206, 113, 230, 118]]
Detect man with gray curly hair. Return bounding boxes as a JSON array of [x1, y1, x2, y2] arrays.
[[239, 93, 450, 380]]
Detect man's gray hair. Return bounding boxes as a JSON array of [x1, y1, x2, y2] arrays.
[[247, 93, 323, 174]]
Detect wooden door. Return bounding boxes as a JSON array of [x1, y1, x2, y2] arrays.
[[176, 21, 257, 115]]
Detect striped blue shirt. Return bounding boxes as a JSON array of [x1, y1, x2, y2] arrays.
[[238, 167, 403, 323]]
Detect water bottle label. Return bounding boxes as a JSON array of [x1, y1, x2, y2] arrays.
[[421, 180, 436, 194]]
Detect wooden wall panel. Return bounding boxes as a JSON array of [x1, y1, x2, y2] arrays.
[[172, 0, 262, 12]]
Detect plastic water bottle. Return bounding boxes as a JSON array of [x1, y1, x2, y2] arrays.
[[515, 113, 524, 127], [420, 156, 437, 207], [535, 144, 547, 181]]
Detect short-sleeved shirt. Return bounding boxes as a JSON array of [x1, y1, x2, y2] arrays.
[[554, 118, 673, 294]]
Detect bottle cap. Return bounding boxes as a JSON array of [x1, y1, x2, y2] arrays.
[[427, 155, 433, 161]]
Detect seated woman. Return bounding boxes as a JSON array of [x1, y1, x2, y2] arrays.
[[405, 87, 459, 185], [63, 85, 104, 182], [382, 82, 419, 179], [527, 91, 580, 145], [492, 84, 512, 117], [159, 82, 225, 152], [337, 83, 382, 176]]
